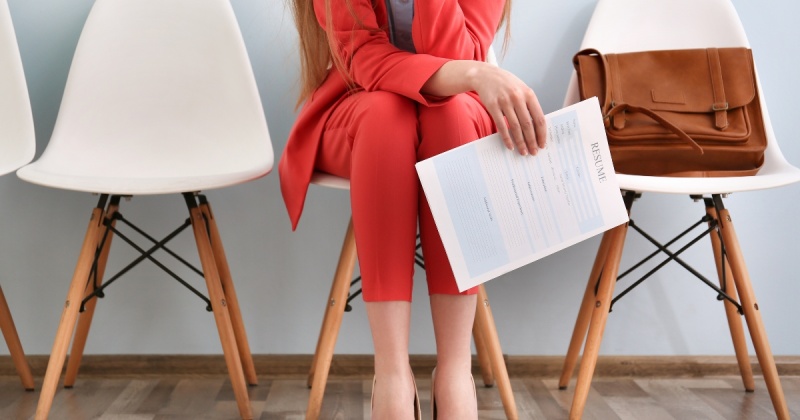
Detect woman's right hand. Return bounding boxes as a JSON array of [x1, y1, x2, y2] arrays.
[[468, 62, 547, 156], [422, 59, 547, 156]]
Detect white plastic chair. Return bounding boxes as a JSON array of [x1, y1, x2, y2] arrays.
[[16, 0, 273, 418], [304, 47, 520, 420], [557, 1, 800, 419], [0, 0, 35, 392]]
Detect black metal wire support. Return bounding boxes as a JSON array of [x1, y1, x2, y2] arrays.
[[79, 194, 213, 312], [606, 193, 744, 315]]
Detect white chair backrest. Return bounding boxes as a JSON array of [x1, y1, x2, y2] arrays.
[[566, 0, 794, 179], [0, 0, 34, 176], [27, 0, 272, 186], [487, 45, 498, 67], [580, 0, 749, 53]]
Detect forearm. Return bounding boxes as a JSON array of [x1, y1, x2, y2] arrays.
[[420, 59, 485, 97]]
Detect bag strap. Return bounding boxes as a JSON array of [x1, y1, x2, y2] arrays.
[[606, 104, 704, 154], [574, 49, 705, 154], [707, 48, 730, 130]]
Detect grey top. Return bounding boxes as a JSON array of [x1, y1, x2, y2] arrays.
[[385, 0, 415, 53]]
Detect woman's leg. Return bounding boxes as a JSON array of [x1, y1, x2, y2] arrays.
[[316, 91, 421, 418], [418, 93, 494, 419], [430, 294, 478, 419]]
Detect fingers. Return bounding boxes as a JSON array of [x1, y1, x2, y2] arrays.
[[488, 108, 514, 152], [477, 67, 547, 156], [527, 94, 547, 150], [509, 89, 545, 156], [505, 100, 530, 156]]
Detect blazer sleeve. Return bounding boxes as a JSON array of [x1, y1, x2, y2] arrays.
[[315, 0, 450, 105], [413, 0, 506, 61]]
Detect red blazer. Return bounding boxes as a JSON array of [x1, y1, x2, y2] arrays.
[[280, 0, 505, 229]]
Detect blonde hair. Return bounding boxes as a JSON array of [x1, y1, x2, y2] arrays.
[[289, 0, 512, 107]]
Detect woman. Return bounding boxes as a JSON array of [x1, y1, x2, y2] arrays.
[[281, 0, 546, 417]]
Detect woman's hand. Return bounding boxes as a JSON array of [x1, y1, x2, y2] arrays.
[[422, 60, 547, 156], [470, 63, 546, 155]]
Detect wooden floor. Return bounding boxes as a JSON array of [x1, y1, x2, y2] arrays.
[[1, 374, 798, 419]]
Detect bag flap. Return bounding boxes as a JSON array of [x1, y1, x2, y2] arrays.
[[576, 48, 756, 113]]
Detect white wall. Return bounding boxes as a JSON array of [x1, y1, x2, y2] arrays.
[[2, 0, 799, 357]]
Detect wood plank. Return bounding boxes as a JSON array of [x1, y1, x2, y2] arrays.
[[319, 379, 364, 420], [49, 378, 129, 420], [521, 379, 568, 419], [0, 377, 37, 419], [0, 374, 797, 419], [634, 378, 727, 420], [544, 378, 621, 420], [510, 379, 548, 420], [261, 379, 309, 414], [104, 379, 159, 415], [692, 386, 776, 419], [151, 377, 224, 417]]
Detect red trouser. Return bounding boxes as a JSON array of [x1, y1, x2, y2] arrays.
[[315, 91, 493, 301]]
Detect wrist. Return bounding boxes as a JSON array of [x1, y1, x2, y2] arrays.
[[462, 60, 484, 92]]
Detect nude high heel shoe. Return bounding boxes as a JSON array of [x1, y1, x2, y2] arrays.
[[430, 367, 476, 420], [370, 372, 421, 420]]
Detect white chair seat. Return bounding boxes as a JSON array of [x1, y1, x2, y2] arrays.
[[310, 172, 350, 190], [18, 163, 270, 195], [616, 161, 800, 195]]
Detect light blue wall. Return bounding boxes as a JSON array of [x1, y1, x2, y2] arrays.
[[2, 0, 799, 357]]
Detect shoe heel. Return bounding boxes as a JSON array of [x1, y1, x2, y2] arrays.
[[412, 372, 421, 420], [431, 367, 437, 420], [430, 368, 477, 420], [372, 373, 421, 419]]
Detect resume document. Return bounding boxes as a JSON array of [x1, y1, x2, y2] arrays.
[[416, 97, 629, 291]]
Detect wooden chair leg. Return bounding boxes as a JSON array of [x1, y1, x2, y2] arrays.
[[35, 202, 106, 420], [199, 199, 258, 386], [705, 205, 755, 392], [186, 196, 252, 420], [475, 285, 518, 420], [63, 201, 118, 388], [0, 285, 35, 390], [716, 205, 789, 420], [559, 231, 613, 389], [472, 318, 495, 387], [569, 223, 628, 420], [306, 218, 358, 420]]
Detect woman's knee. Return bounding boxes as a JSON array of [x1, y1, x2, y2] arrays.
[[350, 91, 417, 138], [417, 94, 492, 159], [349, 91, 419, 161]]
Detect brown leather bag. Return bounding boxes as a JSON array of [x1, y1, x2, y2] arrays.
[[573, 47, 766, 177]]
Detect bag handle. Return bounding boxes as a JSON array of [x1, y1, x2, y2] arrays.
[[574, 49, 704, 154]]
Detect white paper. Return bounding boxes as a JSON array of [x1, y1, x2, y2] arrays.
[[415, 97, 629, 291]]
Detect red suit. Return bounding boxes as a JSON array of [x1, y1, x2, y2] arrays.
[[280, 0, 505, 301]]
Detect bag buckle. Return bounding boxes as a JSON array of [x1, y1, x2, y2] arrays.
[[712, 102, 729, 111]]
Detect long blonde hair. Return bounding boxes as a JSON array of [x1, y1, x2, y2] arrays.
[[290, 0, 512, 106]]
